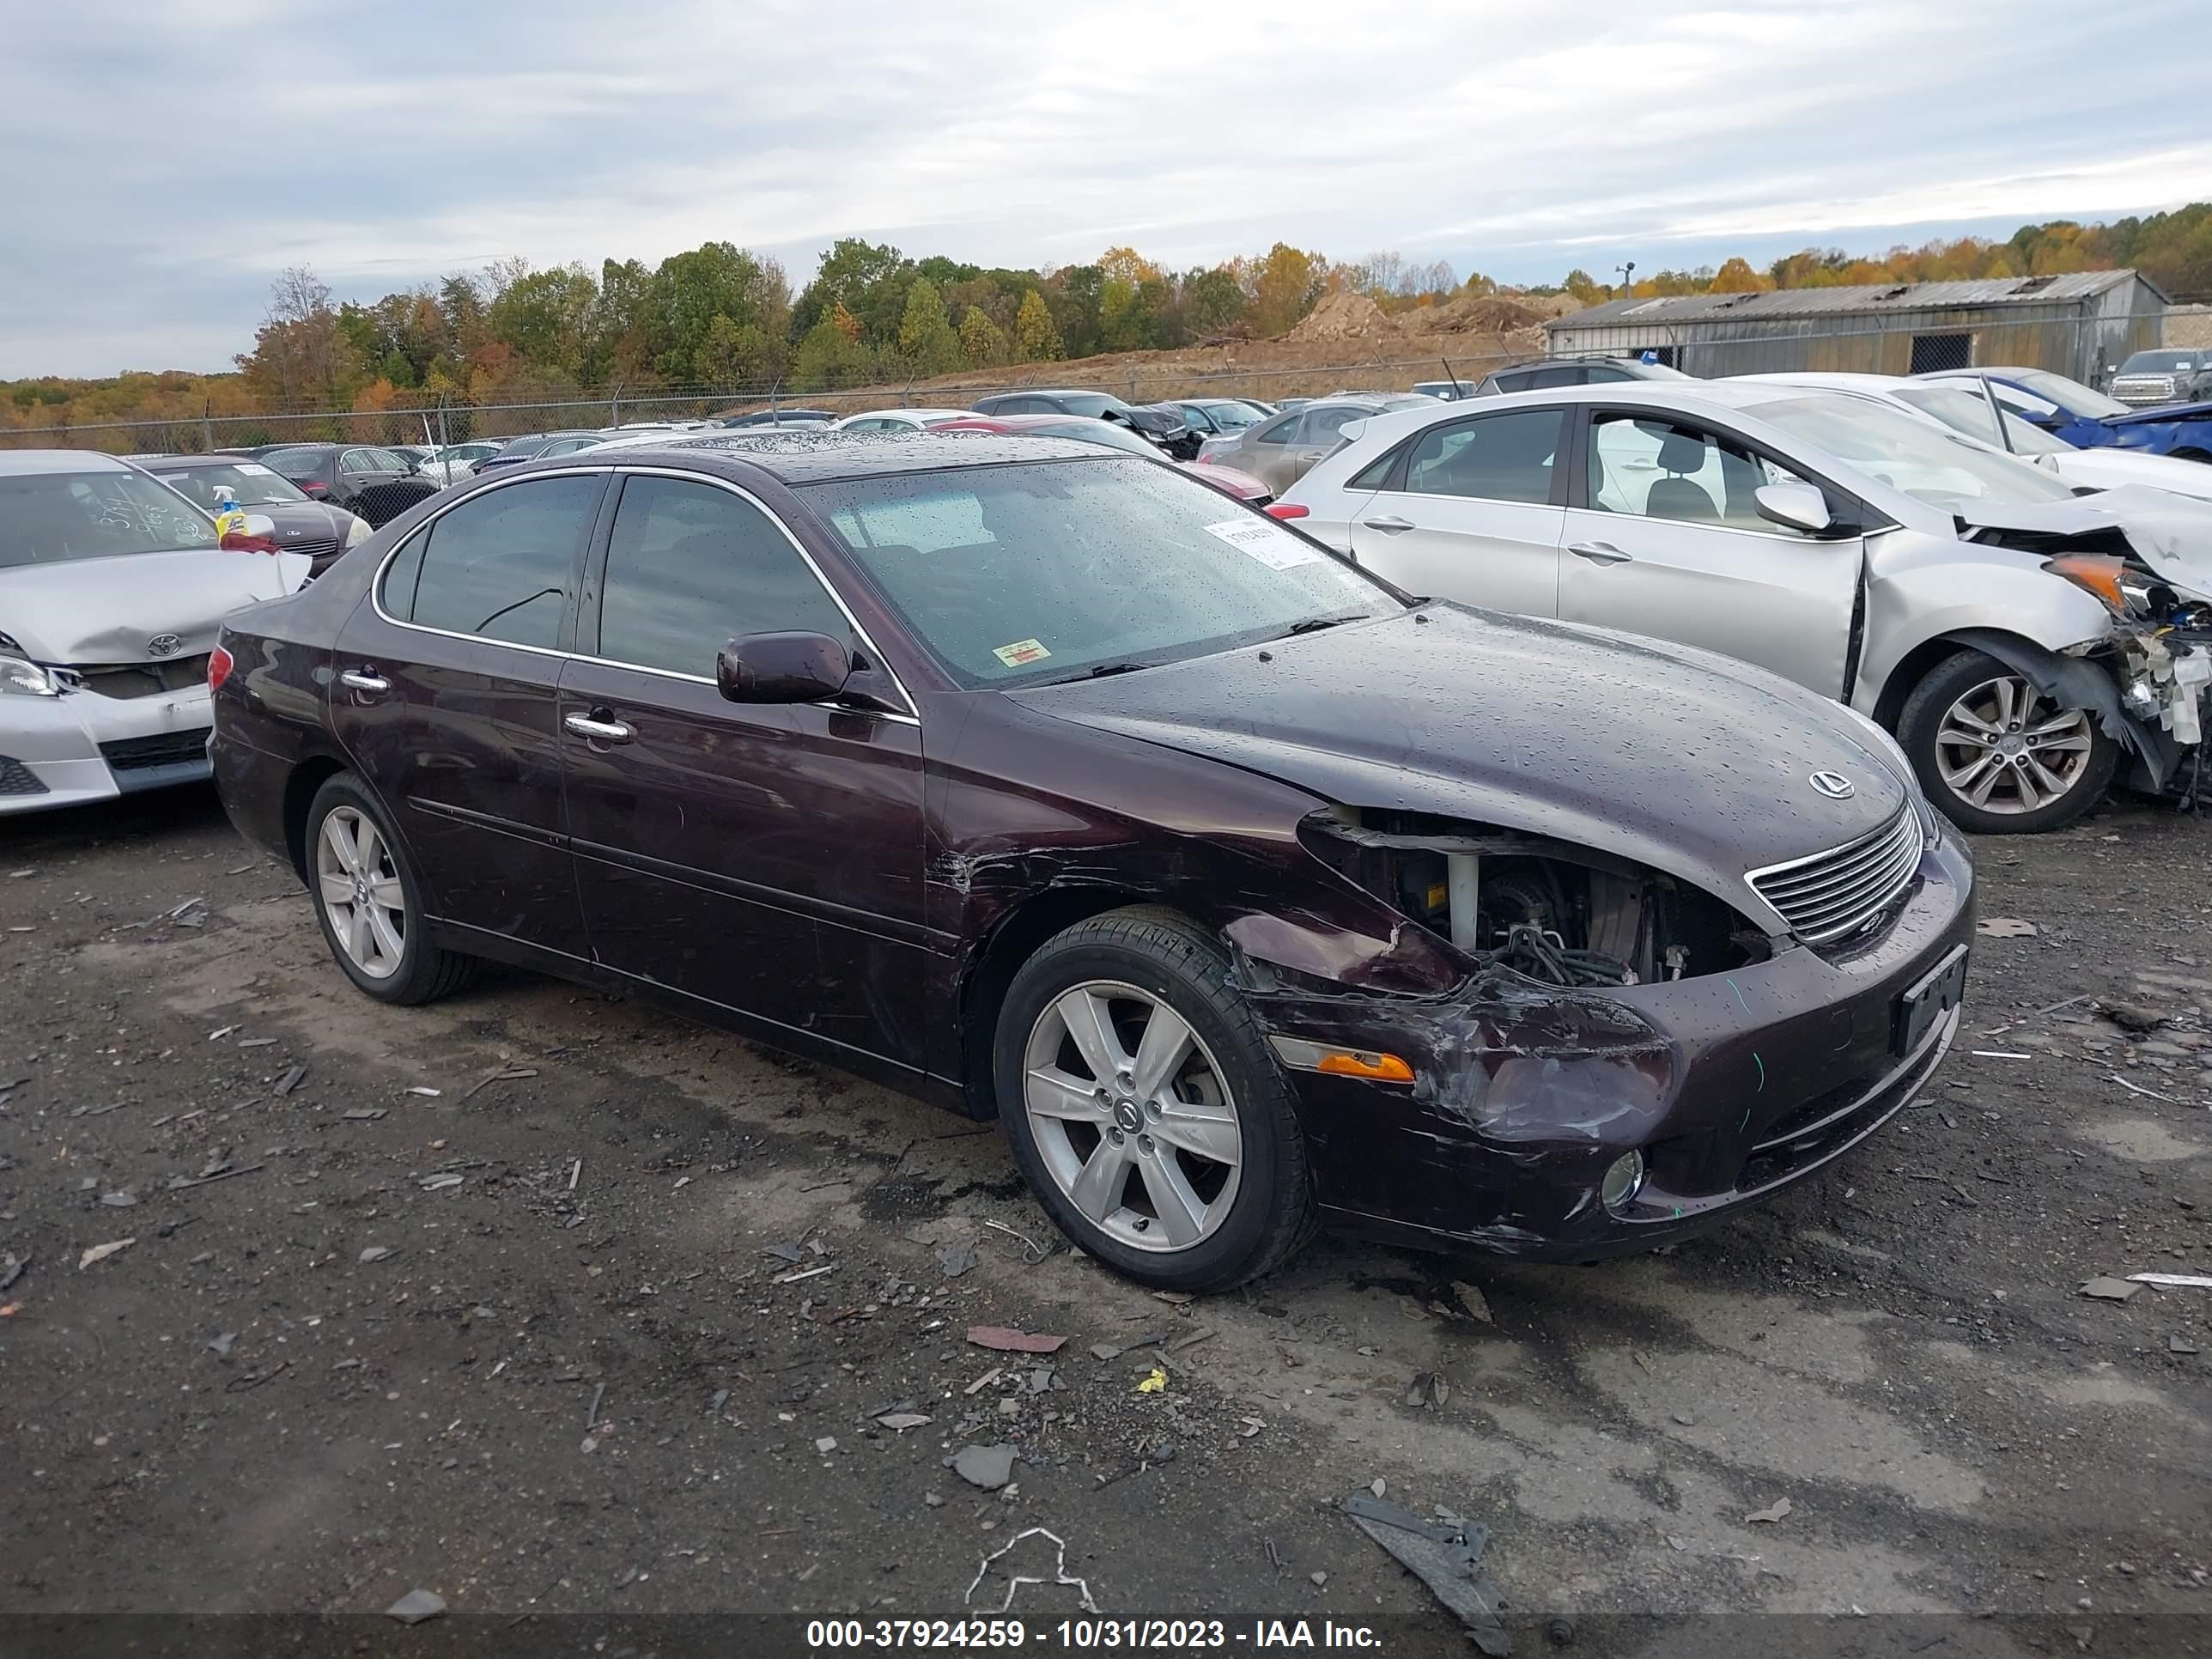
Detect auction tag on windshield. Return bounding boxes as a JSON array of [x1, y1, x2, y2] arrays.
[[993, 638, 1051, 667], [1205, 518, 1320, 570], [234, 462, 273, 475]]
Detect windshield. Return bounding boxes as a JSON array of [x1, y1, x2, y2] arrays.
[[2120, 350, 2197, 374], [803, 459, 1387, 690], [259, 446, 329, 477], [1198, 403, 1261, 430], [1032, 419, 1158, 458], [2, 468, 219, 568], [1052, 392, 1127, 419], [149, 460, 311, 510], [1893, 386, 2069, 455], [2008, 368, 2128, 419], [1751, 393, 2079, 508]]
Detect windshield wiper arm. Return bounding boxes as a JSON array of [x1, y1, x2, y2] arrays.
[[1045, 660, 1158, 684], [1280, 613, 1370, 637]]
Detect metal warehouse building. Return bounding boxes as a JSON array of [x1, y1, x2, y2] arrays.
[[1544, 270, 2167, 384]]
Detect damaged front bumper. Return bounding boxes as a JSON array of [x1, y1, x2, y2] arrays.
[[1241, 828, 1973, 1261], [1, 680, 215, 814]]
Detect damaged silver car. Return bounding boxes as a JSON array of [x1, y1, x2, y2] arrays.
[[1282, 382, 2212, 832], [2, 450, 309, 813]]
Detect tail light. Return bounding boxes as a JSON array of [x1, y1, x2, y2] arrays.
[[300, 480, 329, 495], [208, 646, 234, 691], [1264, 502, 1310, 520], [221, 530, 283, 554]]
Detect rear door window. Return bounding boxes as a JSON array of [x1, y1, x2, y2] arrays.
[[1252, 412, 1301, 446], [1585, 413, 1808, 531], [1395, 409, 1564, 503], [595, 477, 850, 677], [403, 475, 601, 647]]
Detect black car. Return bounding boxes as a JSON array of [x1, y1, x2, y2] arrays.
[[256, 445, 441, 528], [133, 454, 368, 576], [209, 433, 1969, 1290], [1474, 356, 1689, 396], [720, 409, 836, 428], [971, 389, 1197, 458]]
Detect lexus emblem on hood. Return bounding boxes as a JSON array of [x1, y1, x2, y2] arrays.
[[146, 634, 183, 659], [1808, 770, 1855, 800]]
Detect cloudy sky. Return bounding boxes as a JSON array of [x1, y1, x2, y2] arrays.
[[7, 0, 2208, 377]]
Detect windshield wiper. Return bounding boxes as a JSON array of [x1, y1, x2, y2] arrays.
[[1279, 613, 1369, 637], [1044, 660, 1158, 684]]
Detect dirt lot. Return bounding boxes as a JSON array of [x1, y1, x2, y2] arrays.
[[2, 786, 2209, 1654]]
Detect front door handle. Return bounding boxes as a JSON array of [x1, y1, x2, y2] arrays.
[[564, 711, 634, 744], [1362, 514, 1415, 533], [337, 669, 390, 696], [1569, 541, 1634, 565]]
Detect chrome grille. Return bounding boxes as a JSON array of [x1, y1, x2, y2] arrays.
[[1747, 807, 1923, 944]]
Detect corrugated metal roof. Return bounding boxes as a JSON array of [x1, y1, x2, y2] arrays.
[[1545, 270, 2154, 331]]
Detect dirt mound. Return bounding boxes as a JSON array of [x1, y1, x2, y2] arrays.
[[1425, 293, 1550, 335], [1284, 290, 1391, 343]]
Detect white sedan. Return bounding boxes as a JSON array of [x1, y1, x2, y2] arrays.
[[1743, 372, 2212, 503], [830, 408, 971, 434]]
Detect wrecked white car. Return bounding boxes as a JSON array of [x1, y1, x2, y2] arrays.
[[2, 450, 308, 814], [1281, 381, 2212, 832]]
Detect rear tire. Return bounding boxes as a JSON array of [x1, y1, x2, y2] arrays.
[[993, 906, 1316, 1291], [1898, 650, 2117, 835], [304, 773, 478, 1005]]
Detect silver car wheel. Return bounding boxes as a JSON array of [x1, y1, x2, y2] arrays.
[[1935, 674, 2094, 816], [315, 805, 407, 980], [1022, 979, 1243, 1255]]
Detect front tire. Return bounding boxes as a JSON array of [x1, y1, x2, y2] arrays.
[[993, 906, 1316, 1291], [1898, 650, 2117, 834], [305, 773, 477, 1004]]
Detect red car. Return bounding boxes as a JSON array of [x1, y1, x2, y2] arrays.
[[933, 414, 1275, 503]]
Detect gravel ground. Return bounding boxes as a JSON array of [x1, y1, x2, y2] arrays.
[[1, 786, 2208, 1656]]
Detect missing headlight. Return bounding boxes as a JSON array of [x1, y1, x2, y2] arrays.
[[1298, 806, 1762, 988]]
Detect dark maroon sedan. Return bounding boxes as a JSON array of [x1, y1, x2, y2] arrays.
[[207, 433, 1972, 1290]]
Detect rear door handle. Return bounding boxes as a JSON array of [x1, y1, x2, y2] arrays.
[[1361, 514, 1415, 533], [1569, 541, 1633, 565], [337, 669, 389, 696], [564, 712, 634, 744]]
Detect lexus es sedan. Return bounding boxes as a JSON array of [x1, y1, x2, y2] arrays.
[[210, 432, 1970, 1290], [3, 450, 309, 812], [134, 453, 373, 575], [1279, 381, 2212, 834]]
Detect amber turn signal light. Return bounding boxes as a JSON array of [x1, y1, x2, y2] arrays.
[[2042, 553, 2129, 610], [1267, 1036, 1415, 1083]]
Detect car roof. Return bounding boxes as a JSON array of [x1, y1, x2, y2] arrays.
[[531, 429, 1124, 484], [0, 448, 134, 477], [1735, 371, 1910, 392]]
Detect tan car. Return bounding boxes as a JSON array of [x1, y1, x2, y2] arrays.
[[1194, 394, 1433, 496]]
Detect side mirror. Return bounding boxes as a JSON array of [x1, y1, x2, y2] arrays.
[[1753, 482, 1833, 535], [717, 631, 851, 703]]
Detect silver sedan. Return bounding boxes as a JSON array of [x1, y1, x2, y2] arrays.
[[1280, 381, 2212, 833]]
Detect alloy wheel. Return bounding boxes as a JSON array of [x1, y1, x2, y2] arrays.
[[1021, 980, 1243, 1254], [1934, 674, 2095, 816], [315, 805, 407, 979]]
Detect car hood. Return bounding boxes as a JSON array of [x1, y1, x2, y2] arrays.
[[2100, 398, 2212, 428], [1008, 605, 1911, 910], [2, 547, 308, 664], [260, 501, 356, 542], [2043, 447, 2212, 504], [1953, 485, 2212, 595]]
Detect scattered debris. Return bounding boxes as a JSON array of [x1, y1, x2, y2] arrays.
[[406, 1085, 441, 1097], [1152, 1291, 1194, 1305], [2079, 1277, 2141, 1302], [342, 1109, 386, 1121], [815, 1437, 838, 1455], [98, 1190, 137, 1208], [982, 1218, 1048, 1260], [1449, 1281, 1495, 1324], [385, 1589, 447, 1625], [224, 1358, 289, 1392], [876, 1412, 933, 1432], [759, 1242, 805, 1264], [208, 1332, 237, 1358], [1976, 918, 2039, 938], [1404, 1371, 1450, 1410], [1135, 1367, 1167, 1395], [953, 1443, 1018, 1491], [1344, 1491, 1508, 1656], [164, 1162, 264, 1192], [358, 1246, 395, 1264], [463, 1065, 538, 1099], [586, 1382, 605, 1430], [1746, 1498, 1794, 1524], [273, 1066, 307, 1097], [706, 1389, 731, 1415], [78, 1238, 136, 1270], [967, 1325, 1066, 1353], [1310, 1571, 1328, 1588], [2130, 1273, 2212, 1290], [2171, 1335, 2202, 1356], [938, 1243, 979, 1279], [237, 1036, 276, 1048], [1970, 1050, 2033, 1060], [2107, 1074, 2177, 1103], [0, 1252, 28, 1291], [207, 1025, 237, 1042], [2101, 1001, 2167, 1033], [420, 1172, 465, 1192], [774, 1263, 835, 1285], [966, 1367, 1004, 1396], [963, 1526, 1100, 1614]]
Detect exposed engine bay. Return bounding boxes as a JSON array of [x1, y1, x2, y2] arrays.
[[1299, 806, 1761, 988]]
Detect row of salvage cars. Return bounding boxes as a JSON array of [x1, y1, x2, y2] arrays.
[[3, 362, 2205, 1292]]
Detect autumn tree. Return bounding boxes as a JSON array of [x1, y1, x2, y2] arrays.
[[1710, 257, 1770, 294], [1247, 244, 1323, 336], [957, 306, 1007, 368], [1183, 267, 1246, 335], [488, 264, 599, 378], [792, 313, 873, 389], [1012, 289, 1063, 362], [896, 279, 963, 375]]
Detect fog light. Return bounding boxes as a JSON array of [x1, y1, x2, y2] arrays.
[[1600, 1150, 1645, 1215]]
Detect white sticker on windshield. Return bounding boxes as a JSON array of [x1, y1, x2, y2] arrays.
[[234, 462, 273, 475], [993, 638, 1051, 667], [1204, 517, 1320, 570]]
